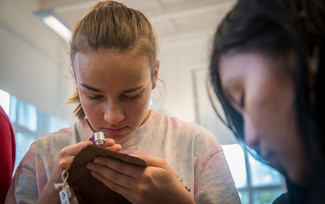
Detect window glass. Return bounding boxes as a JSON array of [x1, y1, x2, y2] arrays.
[[222, 144, 247, 188], [253, 189, 284, 204], [9, 96, 17, 123], [17, 101, 37, 132], [238, 191, 249, 204], [249, 154, 283, 187], [2, 90, 70, 174], [14, 132, 36, 171], [0, 88, 10, 115]]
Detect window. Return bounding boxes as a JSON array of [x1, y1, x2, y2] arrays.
[[15, 132, 35, 169], [0, 89, 10, 114], [223, 144, 286, 204], [0, 89, 69, 172]]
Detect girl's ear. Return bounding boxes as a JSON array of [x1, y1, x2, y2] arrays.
[[152, 59, 160, 89]]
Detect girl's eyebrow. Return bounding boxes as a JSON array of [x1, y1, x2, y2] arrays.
[[80, 84, 102, 92], [122, 85, 145, 94], [80, 83, 145, 93]]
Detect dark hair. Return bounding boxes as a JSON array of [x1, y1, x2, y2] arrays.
[[209, 0, 325, 202], [67, 1, 158, 120]]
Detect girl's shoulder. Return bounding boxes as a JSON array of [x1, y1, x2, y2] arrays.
[[150, 110, 213, 133], [148, 110, 218, 144], [33, 121, 86, 152]]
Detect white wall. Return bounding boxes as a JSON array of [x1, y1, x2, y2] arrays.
[[156, 31, 210, 122], [155, 31, 237, 144]]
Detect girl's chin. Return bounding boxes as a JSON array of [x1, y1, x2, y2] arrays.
[[287, 169, 310, 187]]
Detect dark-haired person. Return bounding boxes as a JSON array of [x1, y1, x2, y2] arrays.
[[5, 1, 239, 203], [209, 0, 324, 203]]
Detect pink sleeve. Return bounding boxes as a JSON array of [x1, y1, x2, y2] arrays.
[[194, 150, 241, 203]]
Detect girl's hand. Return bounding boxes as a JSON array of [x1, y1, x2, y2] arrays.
[[87, 155, 195, 204], [53, 138, 121, 178], [36, 139, 121, 204]]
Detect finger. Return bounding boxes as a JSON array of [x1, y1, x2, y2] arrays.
[[58, 141, 92, 169], [60, 140, 92, 157], [87, 161, 135, 189], [112, 144, 122, 151], [94, 139, 122, 151], [90, 170, 132, 199], [103, 144, 122, 152], [92, 157, 143, 178], [58, 156, 75, 170], [101, 138, 115, 147]]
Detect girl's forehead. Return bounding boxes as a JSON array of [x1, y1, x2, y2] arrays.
[[73, 50, 149, 71], [74, 50, 152, 82], [76, 48, 151, 63]]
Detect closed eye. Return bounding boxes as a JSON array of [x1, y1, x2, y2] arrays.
[[124, 94, 140, 100], [224, 89, 244, 113], [123, 90, 144, 100], [86, 94, 102, 100], [80, 84, 103, 100]]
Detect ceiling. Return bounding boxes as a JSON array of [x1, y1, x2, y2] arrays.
[[36, 0, 235, 43]]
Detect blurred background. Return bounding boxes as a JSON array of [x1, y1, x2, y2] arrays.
[[0, 0, 286, 203]]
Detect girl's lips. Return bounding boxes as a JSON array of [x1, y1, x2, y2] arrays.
[[101, 127, 127, 136]]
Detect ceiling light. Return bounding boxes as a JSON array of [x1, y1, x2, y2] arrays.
[[43, 15, 71, 42], [35, 10, 71, 42]]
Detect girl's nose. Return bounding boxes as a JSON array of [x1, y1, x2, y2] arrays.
[[103, 101, 124, 124], [244, 115, 260, 153]]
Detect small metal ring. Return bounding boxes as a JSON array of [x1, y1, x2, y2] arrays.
[[93, 132, 105, 146]]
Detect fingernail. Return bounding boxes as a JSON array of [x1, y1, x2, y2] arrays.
[[104, 139, 113, 145], [86, 163, 93, 169], [93, 158, 101, 164], [115, 144, 122, 151]]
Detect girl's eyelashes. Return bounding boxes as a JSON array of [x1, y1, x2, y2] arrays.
[[123, 90, 144, 100], [82, 88, 145, 101], [86, 94, 102, 100], [79, 88, 102, 100], [225, 90, 244, 113], [124, 94, 140, 100]]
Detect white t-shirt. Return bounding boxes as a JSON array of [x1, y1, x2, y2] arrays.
[[6, 110, 240, 203]]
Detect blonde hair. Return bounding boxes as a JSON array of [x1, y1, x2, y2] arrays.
[[67, 1, 158, 120]]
